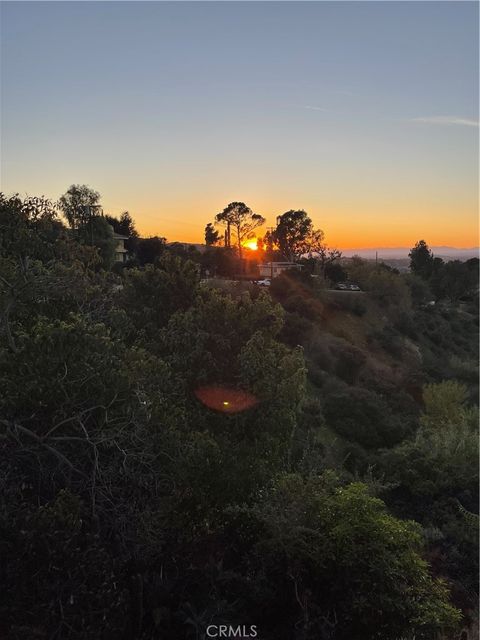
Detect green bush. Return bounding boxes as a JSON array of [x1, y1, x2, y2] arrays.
[[238, 474, 461, 640], [323, 388, 409, 449]]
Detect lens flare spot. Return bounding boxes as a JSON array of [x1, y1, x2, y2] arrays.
[[194, 385, 259, 414]]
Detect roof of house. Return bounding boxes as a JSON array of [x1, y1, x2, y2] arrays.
[[259, 262, 302, 267], [113, 232, 129, 240]]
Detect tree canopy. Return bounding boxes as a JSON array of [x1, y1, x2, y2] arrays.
[[408, 240, 479, 303], [59, 184, 101, 229], [214, 201, 265, 259], [105, 211, 139, 253], [0, 192, 475, 639], [270, 210, 326, 262], [205, 222, 221, 246]]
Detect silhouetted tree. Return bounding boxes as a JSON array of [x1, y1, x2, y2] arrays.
[[270, 210, 326, 261], [136, 236, 166, 265], [204, 222, 221, 246], [201, 247, 238, 278], [316, 245, 342, 275], [57, 186, 116, 266], [76, 216, 117, 269], [430, 259, 479, 302], [105, 211, 139, 253], [214, 202, 265, 259], [59, 184, 101, 229], [409, 240, 434, 279]]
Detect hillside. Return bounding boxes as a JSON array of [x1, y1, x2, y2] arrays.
[[268, 268, 479, 624], [0, 194, 478, 640]]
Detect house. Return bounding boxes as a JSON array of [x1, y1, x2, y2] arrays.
[[258, 262, 302, 278], [113, 231, 129, 263]]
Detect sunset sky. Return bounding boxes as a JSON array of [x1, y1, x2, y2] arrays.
[[1, 1, 478, 249]]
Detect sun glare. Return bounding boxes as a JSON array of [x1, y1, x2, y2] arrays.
[[244, 239, 258, 251]]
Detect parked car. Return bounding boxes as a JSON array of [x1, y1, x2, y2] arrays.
[[256, 278, 271, 287], [335, 282, 361, 291]]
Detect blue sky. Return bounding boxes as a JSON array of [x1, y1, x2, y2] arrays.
[[1, 1, 478, 247]]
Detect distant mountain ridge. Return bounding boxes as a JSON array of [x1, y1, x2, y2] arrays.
[[340, 247, 479, 260]]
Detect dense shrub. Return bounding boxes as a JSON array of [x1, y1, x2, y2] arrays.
[[0, 490, 129, 639], [346, 259, 411, 310], [330, 340, 366, 384], [237, 474, 461, 640], [323, 388, 409, 449], [369, 326, 405, 358], [279, 310, 313, 346], [394, 311, 419, 339]]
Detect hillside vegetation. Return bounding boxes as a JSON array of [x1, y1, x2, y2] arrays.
[[0, 194, 478, 640]]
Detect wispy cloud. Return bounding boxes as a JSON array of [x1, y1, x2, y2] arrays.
[[410, 116, 479, 127], [303, 105, 329, 112]]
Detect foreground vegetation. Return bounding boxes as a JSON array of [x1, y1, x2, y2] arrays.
[[0, 193, 477, 639]]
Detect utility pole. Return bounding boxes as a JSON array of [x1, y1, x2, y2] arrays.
[[81, 205, 101, 246], [266, 226, 275, 280], [226, 222, 231, 248]]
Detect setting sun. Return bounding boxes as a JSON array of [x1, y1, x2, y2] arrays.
[[244, 238, 258, 251]]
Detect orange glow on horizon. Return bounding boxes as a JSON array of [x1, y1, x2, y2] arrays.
[[135, 221, 478, 251], [96, 194, 479, 250]]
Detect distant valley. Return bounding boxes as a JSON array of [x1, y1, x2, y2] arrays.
[[340, 246, 479, 260]]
